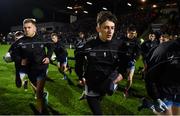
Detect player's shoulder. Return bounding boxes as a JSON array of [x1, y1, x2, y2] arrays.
[[84, 37, 97, 47], [158, 40, 177, 51]]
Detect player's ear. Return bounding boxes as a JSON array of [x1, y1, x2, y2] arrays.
[[96, 26, 100, 32]]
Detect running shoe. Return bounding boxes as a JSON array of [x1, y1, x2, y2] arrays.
[[69, 67, 72, 74], [43, 91, 49, 106], [123, 89, 129, 98], [23, 80, 28, 91], [15, 76, 22, 88], [62, 75, 67, 80], [79, 91, 86, 101]]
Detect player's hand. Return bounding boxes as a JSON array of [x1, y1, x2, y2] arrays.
[[61, 65, 68, 72], [21, 59, 27, 65], [79, 78, 86, 86], [42, 57, 50, 64], [113, 73, 123, 84]]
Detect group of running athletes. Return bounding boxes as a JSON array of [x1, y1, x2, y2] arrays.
[[74, 11, 180, 115], [3, 11, 180, 115]]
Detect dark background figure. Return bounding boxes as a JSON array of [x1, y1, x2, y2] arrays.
[[118, 24, 141, 97], [74, 31, 86, 49], [51, 32, 72, 80], [74, 31, 87, 86], [6, 31, 28, 90], [141, 31, 159, 79], [145, 37, 180, 115]]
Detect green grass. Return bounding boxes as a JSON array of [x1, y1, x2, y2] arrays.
[[0, 44, 153, 115]]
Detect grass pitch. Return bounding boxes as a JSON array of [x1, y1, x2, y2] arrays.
[[0, 44, 153, 115]]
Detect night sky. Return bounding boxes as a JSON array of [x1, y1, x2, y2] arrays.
[[0, 0, 143, 34], [0, 0, 69, 34], [1, 0, 178, 35], [0, 0, 132, 34]]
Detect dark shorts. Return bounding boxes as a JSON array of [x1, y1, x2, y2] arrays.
[[127, 60, 135, 71], [57, 56, 67, 65], [15, 65, 27, 77], [28, 68, 47, 85]]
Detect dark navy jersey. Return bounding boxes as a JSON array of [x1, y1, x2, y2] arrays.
[[74, 37, 86, 50], [117, 36, 141, 72], [15, 34, 53, 70], [120, 37, 141, 62], [53, 40, 68, 59], [8, 37, 27, 76], [8, 38, 22, 62], [145, 39, 180, 100], [141, 39, 159, 60], [75, 37, 124, 91]]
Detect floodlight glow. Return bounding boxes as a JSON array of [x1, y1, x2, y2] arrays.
[[67, 6, 73, 9], [127, 3, 132, 6], [141, 0, 146, 3], [102, 7, 107, 10], [83, 11, 88, 14], [86, 2, 92, 5], [152, 4, 157, 8]]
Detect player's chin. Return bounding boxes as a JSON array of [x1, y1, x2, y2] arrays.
[[106, 37, 113, 41]]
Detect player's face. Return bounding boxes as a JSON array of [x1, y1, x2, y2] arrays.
[[23, 22, 36, 37], [96, 20, 115, 42], [159, 36, 169, 43], [79, 32, 84, 39], [149, 34, 156, 41], [127, 30, 137, 39], [51, 35, 58, 43]]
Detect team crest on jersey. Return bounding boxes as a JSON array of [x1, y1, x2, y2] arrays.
[[104, 52, 106, 57], [126, 42, 130, 46], [40, 44, 44, 48], [90, 52, 96, 57], [22, 45, 27, 48]]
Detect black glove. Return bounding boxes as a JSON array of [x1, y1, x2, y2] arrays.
[[138, 98, 168, 114], [138, 97, 156, 113]]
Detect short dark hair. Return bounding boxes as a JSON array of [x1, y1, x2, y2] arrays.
[[149, 31, 156, 35], [23, 18, 36, 25], [127, 24, 136, 32], [96, 11, 117, 26], [51, 33, 58, 38]]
